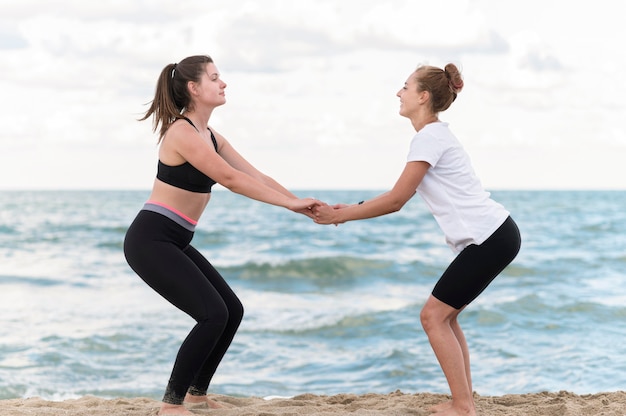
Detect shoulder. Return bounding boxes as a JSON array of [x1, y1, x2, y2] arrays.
[[411, 128, 442, 149], [165, 118, 199, 141], [420, 123, 458, 145], [422, 121, 451, 136], [167, 118, 197, 136], [160, 120, 210, 159]]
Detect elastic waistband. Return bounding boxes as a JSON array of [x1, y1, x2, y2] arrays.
[[142, 201, 197, 232]]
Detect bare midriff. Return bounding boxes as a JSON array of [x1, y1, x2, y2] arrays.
[[147, 179, 212, 223]]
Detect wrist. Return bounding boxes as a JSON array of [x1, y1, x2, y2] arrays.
[[335, 208, 347, 224]]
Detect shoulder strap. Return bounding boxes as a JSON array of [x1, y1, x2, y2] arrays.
[[182, 116, 218, 151], [208, 128, 218, 152], [181, 116, 200, 133]]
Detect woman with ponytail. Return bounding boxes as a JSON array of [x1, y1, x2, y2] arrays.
[[124, 55, 321, 415]]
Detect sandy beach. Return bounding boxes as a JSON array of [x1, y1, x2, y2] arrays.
[[1, 391, 626, 416]]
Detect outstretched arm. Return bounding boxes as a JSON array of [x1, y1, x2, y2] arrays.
[[313, 161, 429, 224], [210, 128, 322, 218], [170, 124, 322, 212], [212, 129, 296, 195]]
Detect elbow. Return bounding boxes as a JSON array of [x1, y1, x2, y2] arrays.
[[217, 172, 241, 192], [387, 195, 410, 213], [385, 189, 414, 214], [388, 200, 404, 213]]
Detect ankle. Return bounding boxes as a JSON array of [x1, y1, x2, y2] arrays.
[[451, 400, 476, 415], [184, 393, 205, 403]]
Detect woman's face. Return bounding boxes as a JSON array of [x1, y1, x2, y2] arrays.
[[396, 73, 422, 118], [193, 63, 227, 108]]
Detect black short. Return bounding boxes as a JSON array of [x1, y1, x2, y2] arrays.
[[431, 216, 521, 309]]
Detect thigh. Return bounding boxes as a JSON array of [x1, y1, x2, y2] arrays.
[[432, 217, 521, 309], [124, 213, 226, 321], [183, 245, 243, 315], [138, 241, 228, 319]]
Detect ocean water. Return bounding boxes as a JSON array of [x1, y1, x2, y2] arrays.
[[1, 189, 625, 401]]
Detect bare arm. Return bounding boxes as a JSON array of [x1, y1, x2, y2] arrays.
[[210, 127, 319, 218], [211, 127, 297, 198], [170, 124, 318, 211], [313, 161, 430, 224]]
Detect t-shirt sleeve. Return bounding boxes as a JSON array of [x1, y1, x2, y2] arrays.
[[406, 132, 445, 167]]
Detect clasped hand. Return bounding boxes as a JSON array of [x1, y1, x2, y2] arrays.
[[293, 198, 348, 225], [313, 203, 348, 225]]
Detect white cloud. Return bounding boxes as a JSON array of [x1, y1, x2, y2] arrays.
[[0, 0, 624, 190]]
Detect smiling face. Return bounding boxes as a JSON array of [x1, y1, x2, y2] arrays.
[[396, 71, 429, 119]]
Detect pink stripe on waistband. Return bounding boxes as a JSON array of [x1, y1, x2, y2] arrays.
[[145, 200, 198, 225]]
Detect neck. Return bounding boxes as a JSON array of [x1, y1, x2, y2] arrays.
[[410, 114, 439, 132], [182, 109, 213, 128]]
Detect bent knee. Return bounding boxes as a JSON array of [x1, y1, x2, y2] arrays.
[[420, 306, 437, 332], [420, 297, 459, 331], [230, 298, 244, 323], [204, 308, 230, 328], [195, 298, 230, 327], [199, 298, 244, 328]]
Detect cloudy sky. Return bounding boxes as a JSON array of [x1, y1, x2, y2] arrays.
[[1, 0, 624, 191]]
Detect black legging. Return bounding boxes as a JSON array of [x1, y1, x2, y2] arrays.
[[123, 208, 243, 405]]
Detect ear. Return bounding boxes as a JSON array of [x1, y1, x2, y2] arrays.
[[418, 90, 430, 104], [187, 80, 198, 96]]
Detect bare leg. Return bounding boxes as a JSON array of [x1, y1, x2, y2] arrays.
[[421, 295, 476, 416], [450, 312, 472, 393], [428, 313, 472, 413]]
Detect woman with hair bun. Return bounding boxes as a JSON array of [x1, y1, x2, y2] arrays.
[[313, 63, 521, 416]]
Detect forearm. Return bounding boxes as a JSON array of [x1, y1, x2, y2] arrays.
[[258, 174, 298, 198], [223, 171, 295, 208], [335, 192, 403, 223]]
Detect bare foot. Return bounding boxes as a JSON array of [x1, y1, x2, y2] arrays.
[[431, 403, 476, 416], [158, 403, 194, 415], [184, 394, 225, 409], [429, 400, 452, 413]]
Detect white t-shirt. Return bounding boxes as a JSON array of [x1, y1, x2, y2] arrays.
[[406, 122, 510, 253]]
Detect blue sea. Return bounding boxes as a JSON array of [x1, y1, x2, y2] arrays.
[[1, 190, 625, 401]]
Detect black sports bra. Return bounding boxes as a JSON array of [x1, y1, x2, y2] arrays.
[[156, 117, 218, 193]]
